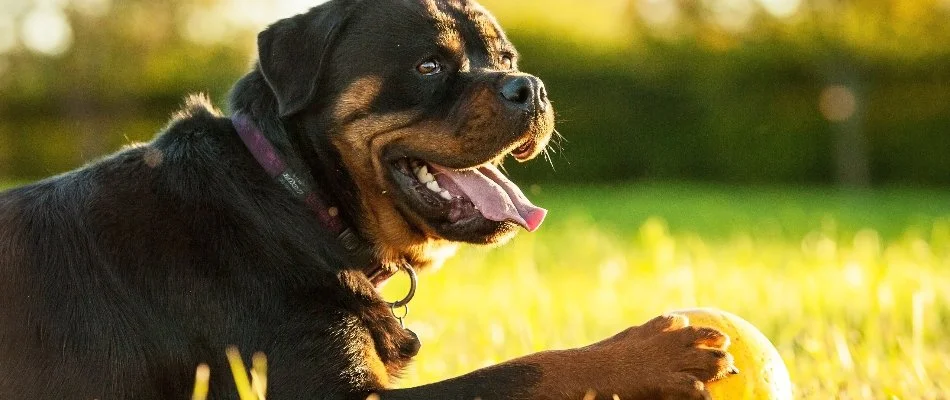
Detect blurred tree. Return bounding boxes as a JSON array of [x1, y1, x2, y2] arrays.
[[0, 0, 259, 177], [1, 0, 949, 185]]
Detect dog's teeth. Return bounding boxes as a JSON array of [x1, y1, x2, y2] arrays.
[[412, 161, 425, 174], [426, 180, 441, 192], [416, 166, 435, 183], [416, 167, 436, 184], [439, 190, 452, 200], [418, 172, 435, 183]]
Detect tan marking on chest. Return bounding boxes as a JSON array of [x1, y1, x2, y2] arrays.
[[363, 333, 392, 388]]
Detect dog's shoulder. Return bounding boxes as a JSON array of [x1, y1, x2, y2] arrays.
[[0, 94, 244, 229], [164, 94, 226, 134], [119, 94, 258, 194], [152, 94, 234, 156]]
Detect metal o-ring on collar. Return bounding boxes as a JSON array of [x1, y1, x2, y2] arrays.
[[386, 264, 417, 309]]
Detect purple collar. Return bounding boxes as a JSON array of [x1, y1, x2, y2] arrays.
[[231, 114, 396, 284]]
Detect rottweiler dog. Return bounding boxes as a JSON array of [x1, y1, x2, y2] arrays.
[[0, 0, 736, 398]]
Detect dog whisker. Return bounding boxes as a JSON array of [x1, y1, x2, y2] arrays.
[[542, 147, 556, 172], [551, 128, 567, 151]]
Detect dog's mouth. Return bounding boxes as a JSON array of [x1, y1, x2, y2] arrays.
[[388, 156, 546, 242]]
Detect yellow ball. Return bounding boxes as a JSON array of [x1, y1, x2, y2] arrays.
[[670, 308, 793, 400]]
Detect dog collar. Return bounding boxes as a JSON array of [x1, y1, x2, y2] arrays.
[[230, 114, 401, 286]]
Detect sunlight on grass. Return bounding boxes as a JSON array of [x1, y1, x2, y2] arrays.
[[193, 348, 268, 400], [383, 187, 950, 399], [3, 180, 946, 398]]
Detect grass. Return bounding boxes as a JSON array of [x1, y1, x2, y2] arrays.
[[380, 183, 950, 399], [4, 180, 948, 398]]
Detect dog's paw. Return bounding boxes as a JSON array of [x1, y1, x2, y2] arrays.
[[591, 314, 736, 399], [648, 323, 736, 382], [612, 314, 690, 340]]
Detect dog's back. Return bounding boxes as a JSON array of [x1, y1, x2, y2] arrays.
[[0, 1, 738, 398], [0, 151, 168, 397], [0, 98, 414, 399], [0, 100, 274, 398]]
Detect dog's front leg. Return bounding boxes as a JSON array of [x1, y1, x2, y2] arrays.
[[365, 314, 736, 400]]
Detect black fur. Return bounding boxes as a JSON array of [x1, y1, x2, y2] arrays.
[[0, 1, 548, 399], [0, 94, 412, 398]]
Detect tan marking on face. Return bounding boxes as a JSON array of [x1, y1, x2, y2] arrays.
[[421, 0, 451, 23], [333, 76, 384, 123], [437, 31, 464, 56], [331, 114, 473, 268], [459, 2, 505, 54], [332, 80, 458, 269], [329, 57, 552, 270], [422, 0, 464, 57], [471, 12, 500, 42]]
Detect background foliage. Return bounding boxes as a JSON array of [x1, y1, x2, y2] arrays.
[[2, 1, 949, 398], [380, 185, 950, 398], [1, 0, 948, 185]]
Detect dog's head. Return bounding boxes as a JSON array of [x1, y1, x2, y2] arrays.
[[253, 0, 555, 269]]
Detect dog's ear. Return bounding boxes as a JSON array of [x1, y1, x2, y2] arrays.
[[257, 2, 354, 117]]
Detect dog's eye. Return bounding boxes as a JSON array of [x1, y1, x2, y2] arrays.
[[501, 54, 514, 70], [416, 60, 443, 76]]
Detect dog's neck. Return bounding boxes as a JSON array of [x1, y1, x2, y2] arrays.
[[227, 69, 460, 278], [231, 111, 408, 283], [228, 70, 402, 283]]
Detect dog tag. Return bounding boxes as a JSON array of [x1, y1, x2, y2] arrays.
[[391, 304, 409, 328], [403, 328, 422, 357], [391, 304, 422, 357]]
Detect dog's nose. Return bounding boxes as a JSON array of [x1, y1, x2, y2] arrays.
[[499, 74, 547, 111]]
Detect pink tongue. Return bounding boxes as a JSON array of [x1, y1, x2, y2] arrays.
[[429, 163, 547, 232]]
